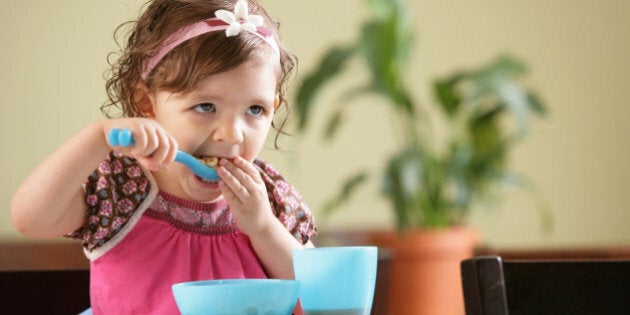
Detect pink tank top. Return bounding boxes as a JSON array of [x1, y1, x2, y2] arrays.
[[90, 192, 267, 314], [67, 152, 316, 314]]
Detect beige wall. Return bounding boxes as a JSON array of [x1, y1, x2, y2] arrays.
[[2, 1, 629, 248]]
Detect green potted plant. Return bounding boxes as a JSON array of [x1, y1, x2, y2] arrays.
[[294, 0, 548, 314]]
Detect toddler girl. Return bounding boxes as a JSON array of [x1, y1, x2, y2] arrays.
[[10, 0, 316, 314]]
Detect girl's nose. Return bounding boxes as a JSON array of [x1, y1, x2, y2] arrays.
[[211, 118, 244, 144]]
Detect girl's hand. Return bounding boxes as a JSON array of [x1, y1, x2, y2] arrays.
[[218, 157, 276, 236], [103, 118, 178, 171]]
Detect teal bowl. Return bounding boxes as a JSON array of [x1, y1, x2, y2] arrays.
[[172, 279, 300, 315]]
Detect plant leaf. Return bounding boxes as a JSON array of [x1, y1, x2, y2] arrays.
[[358, 1, 415, 115], [526, 91, 548, 116], [295, 45, 358, 131], [364, 0, 395, 19], [323, 107, 344, 141], [321, 172, 370, 216], [465, 55, 544, 138], [433, 73, 466, 117]]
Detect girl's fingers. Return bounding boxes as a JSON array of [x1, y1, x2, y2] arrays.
[[141, 130, 178, 169], [218, 166, 249, 202], [233, 157, 263, 184], [223, 158, 262, 185], [219, 159, 256, 193], [218, 180, 238, 201], [165, 135, 178, 165], [106, 119, 177, 170], [142, 127, 160, 157], [130, 126, 148, 156], [149, 130, 171, 164]]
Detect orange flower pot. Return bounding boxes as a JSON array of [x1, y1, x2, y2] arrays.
[[369, 227, 479, 315]]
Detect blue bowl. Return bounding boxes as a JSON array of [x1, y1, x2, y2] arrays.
[[172, 279, 300, 315]]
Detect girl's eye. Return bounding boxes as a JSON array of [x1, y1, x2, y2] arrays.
[[193, 103, 215, 113], [246, 105, 265, 116]]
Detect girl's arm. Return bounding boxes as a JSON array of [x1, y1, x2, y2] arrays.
[[248, 219, 315, 280], [11, 119, 177, 238], [11, 122, 111, 238], [218, 157, 314, 279]]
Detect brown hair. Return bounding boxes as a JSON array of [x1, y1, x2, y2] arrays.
[[103, 0, 296, 145]]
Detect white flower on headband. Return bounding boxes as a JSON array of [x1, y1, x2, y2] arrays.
[[215, 0, 264, 37]]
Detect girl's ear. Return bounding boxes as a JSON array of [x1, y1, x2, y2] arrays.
[[138, 95, 155, 117], [134, 83, 155, 117], [273, 96, 280, 111]]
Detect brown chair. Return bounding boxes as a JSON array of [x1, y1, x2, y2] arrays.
[[0, 241, 91, 313], [461, 255, 630, 315]]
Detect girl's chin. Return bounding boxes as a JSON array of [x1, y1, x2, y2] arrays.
[[187, 175, 222, 202]]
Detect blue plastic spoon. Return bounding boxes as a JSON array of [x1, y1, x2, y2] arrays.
[[107, 128, 219, 181]]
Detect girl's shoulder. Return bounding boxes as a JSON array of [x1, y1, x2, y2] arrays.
[[67, 152, 154, 251], [254, 159, 317, 244]]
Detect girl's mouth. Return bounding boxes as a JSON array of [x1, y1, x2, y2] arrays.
[[194, 155, 219, 168], [193, 155, 220, 183], [196, 175, 219, 184]]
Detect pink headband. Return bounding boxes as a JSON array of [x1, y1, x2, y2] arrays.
[[142, 1, 280, 80]]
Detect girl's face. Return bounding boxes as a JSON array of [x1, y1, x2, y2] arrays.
[[146, 56, 279, 202]]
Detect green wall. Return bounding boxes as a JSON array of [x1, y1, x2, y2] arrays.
[[2, 1, 630, 248]]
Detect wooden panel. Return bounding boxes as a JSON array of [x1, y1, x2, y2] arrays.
[[0, 241, 89, 271], [476, 245, 630, 260], [328, 229, 630, 261]]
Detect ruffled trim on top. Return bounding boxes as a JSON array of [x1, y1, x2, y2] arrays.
[[66, 153, 317, 257], [144, 191, 235, 235], [254, 159, 317, 244]]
